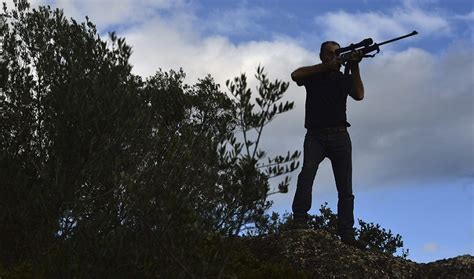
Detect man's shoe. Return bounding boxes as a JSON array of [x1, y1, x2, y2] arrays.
[[340, 236, 366, 250]]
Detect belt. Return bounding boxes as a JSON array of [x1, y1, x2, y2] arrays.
[[309, 126, 347, 133]]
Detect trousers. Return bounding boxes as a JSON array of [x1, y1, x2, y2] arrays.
[[291, 129, 355, 236]]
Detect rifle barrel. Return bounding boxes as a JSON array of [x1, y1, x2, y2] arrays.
[[377, 31, 418, 47]]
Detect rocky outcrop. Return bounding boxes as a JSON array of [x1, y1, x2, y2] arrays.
[[418, 255, 474, 278], [237, 229, 473, 278]]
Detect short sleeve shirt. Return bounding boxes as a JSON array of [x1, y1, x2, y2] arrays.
[[300, 71, 353, 129]]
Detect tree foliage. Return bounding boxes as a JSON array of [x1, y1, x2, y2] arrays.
[[251, 203, 409, 259], [0, 1, 301, 277]]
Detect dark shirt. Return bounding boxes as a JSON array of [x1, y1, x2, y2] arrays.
[[301, 71, 353, 129]]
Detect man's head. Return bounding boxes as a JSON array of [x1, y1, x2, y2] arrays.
[[319, 41, 340, 63]]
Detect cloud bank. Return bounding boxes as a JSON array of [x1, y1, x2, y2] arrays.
[[7, 0, 473, 199]]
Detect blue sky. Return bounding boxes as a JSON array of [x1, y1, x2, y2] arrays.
[[192, 0, 471, 51], [11, 0, 473, 263]]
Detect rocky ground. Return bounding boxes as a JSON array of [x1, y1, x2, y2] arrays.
[[236, 229, 473, 278]]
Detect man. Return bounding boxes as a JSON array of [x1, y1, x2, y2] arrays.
[[290, 41, 364, 248]]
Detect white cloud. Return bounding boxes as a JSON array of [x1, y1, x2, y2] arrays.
[[205, 5, 268, 37], [313, 7, 450, 46], [56, 0, 185, 27], [454, 11, 474, 21], [5, 0, 473, 199], [123, 16, 312, 89], [27, 0, 471, 194], [423, 242, 440, 253], [5, 0, 188, 29]]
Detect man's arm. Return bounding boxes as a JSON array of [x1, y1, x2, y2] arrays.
[[291, 60, 340, 86], [348, 50, 364, 101], [350, 63, 364, 100]]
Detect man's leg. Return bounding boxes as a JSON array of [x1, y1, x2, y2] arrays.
[[292, 132, 326, 222], [327, 131, 355, 238]]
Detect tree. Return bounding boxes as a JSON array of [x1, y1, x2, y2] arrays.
[[214, 66, 301, 237], [1, 0, 146, 274], [0, 1, 300, 277]]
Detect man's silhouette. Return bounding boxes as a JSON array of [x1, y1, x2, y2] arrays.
[[290, 41, 364, 247]]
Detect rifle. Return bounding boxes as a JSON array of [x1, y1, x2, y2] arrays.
[[336, 31, 418, 74]]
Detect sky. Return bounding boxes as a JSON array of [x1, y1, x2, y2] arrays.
[[6, 0, 473, 263]]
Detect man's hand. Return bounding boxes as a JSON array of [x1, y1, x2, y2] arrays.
[[349, 50, 363, 64]]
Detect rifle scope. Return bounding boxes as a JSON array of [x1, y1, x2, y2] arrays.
[[335, 38, 373, 55]]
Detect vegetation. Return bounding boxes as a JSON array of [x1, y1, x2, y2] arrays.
[[0, 1, 407, 277], [250, 203, 409, 258]]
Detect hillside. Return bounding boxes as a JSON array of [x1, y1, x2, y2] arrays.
[[235, 229, 473, 278]]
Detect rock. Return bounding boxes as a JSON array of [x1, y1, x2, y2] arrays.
[[236, 229, 473, 278], [419, 255, 474, 278]]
